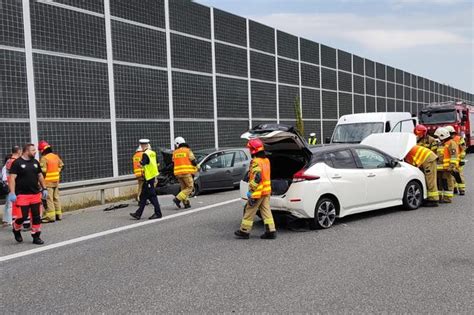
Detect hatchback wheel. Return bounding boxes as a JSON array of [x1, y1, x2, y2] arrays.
[[314, 197, 337, 229], [403, 180, 422, 210]]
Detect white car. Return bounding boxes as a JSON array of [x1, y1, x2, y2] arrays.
[[240, 125, 427, 229]]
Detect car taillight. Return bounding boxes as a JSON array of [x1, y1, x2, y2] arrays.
[[293, 168, 320, 182]]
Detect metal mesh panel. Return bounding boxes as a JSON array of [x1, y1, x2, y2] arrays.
[[250, 51, 275, 81], [30, 2, 106, 58], [338, 71, 352, 92], [339, 92, 352, 116], [424, 91, 429, 104], [302, 88, 320, 119], [404, 72, 411, 86], [387, 82, 395, 98], [404, 86, 410, 101], [0, 50, 28, 118], [171, 34, 212, 73], [301, 64, 319, 88], [429, 80, 434, 92], [279, 120, 297, 128], [56, 0, 104, 13], [365, 59, 374, 78], [214, 9, 246, 47], [34, 54, 110, 119], [322, 120, 337, 140], [376, 80, 386, 97], [411, 88, 417, 102], [366, 96, 375, 112], [354, 95, 365, 113], [303, 120, 321, 142], [169, 0, 210, 39], [320, 45, 336, 69], [365, 78, 375, 96], [215, 43, 247, 77], [411, 75, 417, 88], [376, 62, 386, 80], [354, 75, 364, 95], [114, 64, 169, 119], [353, 55, 364, 75], [278, 85, 299, 119], [37, 121, 113, 182], [174, 121, 215, 150], [217, 120, 248, 147], [404, 101, 411, 112], [0, 0, 24, 47], [172, 72, 213, 119], [386, 66, 395, 82], [321, 68, 337, 90], [0, 123, 30, 165], [277, 30, 298, 60], [337, 50, 351, 72], [249, 20, 274, 54], [116, 121, 170, 176], [396, 100, 403, 112], [387, 99, 395, 112], [112, 21, 167, 67], [111, 0, 165, 28], [417, 76, 424, 89], [251, 81, 276, 119], [418, 89, 424, 103], [216, 77, 248, 118], [300, 38, 319, 65], [396, 84, 403, 99], [396, 69, 403, 84], [278, 58, 299, 85], [322, 91, 337, 119], [424, 78, 429, 92]]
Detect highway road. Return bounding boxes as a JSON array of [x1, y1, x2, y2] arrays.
[[0, 160, 473, 313]]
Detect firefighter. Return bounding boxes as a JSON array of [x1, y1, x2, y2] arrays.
[[235, 138, 276, 239], [414, 124, 438, 152], [404, 145, 439, 207], [172, 137, 197, 209], [445, 126, 466, 195], [433, 127, 458, 203], [132, 144, 144, 202], [129, 139, 162, 220], [308, 133, 318, 145], [38, 140, 64, 223]]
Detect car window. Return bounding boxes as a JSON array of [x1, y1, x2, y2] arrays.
[[355, 148, 387, 169], [203, 153, 225, 169], [322, 153, 334, 167], [233, 151, 247, 164], [239, 151, 248, 162], [328, 150, 358, 169], [222, 152, 234, 168]]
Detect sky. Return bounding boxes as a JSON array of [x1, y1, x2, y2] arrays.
[[196, 0, 474, 93]]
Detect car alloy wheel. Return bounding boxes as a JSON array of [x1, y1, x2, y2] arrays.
[[315, 198, 337, 229], [403, 180, 422, 210]]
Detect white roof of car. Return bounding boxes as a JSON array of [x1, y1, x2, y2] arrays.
[[337, 112, 412, 125]]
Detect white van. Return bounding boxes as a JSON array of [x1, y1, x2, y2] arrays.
[[328, 112, 417, 144]]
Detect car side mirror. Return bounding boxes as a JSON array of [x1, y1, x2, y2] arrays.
[[325, 137, 331, 144], [387, 159, 399, 168]]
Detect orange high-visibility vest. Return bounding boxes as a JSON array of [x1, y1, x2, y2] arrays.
[[250, 157, 271, 199], [43, 153, 62, 183], [405, 145, 435, 167], [132, 151, 144, 178], [173, 147, 197, 176], [441, 139, 459, 170]]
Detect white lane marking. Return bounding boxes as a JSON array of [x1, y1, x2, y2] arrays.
[[0, 198, 240, 263]]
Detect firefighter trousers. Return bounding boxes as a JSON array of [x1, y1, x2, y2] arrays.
[[438, 171, 455, 202], [240, 195, 276, 233], [44, 184, 62, 221], [455, 166, 466, 193], [176, 174, 193, 205], [421, 159, 438, 201]]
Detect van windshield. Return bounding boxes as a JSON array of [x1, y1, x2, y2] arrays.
[[332, 122, 384, 143], [419, 110, 457, 124]]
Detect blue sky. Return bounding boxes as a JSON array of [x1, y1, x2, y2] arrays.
[[196, 0, 473, 93]]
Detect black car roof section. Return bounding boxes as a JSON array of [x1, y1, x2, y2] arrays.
[[250, 123, 296, 134]]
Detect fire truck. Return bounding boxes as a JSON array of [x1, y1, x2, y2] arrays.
[[419, 101, 474, 150]]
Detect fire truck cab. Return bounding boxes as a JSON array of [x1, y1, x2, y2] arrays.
[[419, 101, 474, 150]]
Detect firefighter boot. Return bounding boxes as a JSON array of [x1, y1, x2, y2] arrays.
[[12, 229, 23, 243], [260, 231, 277, 239], [32, 232, 44, 245], [234, 230, 250, 239], [173, 197, 182, 209], [422, 200, 439, 207], [183, 200, 191, 209]]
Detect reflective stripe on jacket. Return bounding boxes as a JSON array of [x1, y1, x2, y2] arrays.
[[40, 153, 63, 183], [308, 137, 317, 145], [453, 135, 467, 162], [249, 157, 271, 199], [173, 147, 197, 176], [437, 140, 459, 170], [132, 151, 144, 178], [143, 150, 159, 181], [405, 145, 436, 167]]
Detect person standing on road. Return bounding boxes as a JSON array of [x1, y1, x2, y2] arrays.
[[2, 153, 13, 226], [3, 146, 22, 227], [129, 139, 162, 220], [235, 138, 276, 240], [404, 145, 439, 207], [415, 124, 438, 152], [38, 140, 64, 223], [445, 126, 466, 195], [132, 144, 145, 203], [434, 127, 458, 203], [308, 133, 318, 145], [172, 137, 197, 209], [8, 143, 48, 245]]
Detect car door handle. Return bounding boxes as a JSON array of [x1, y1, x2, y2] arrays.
[[367, 173, 376, 177], [331, 174, 342, 179], [225, 170, 231, 174]]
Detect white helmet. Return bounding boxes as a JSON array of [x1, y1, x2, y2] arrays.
[[444, 125, 455, 134], [434, 127, 450, 141], [174, 136, 186, 147], [310, 133, 316, 137]]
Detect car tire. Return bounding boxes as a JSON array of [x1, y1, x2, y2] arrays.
[[190, 183, 200, 197], [402, 180, 423, 210], [313, 197, 337, 229]]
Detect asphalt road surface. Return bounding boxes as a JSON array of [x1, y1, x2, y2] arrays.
[[1, 161, 473, 313]]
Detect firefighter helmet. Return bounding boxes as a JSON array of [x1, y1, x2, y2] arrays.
[[444, 125, 456, 134], [38, 140, 50, 152], [174, 137, 186, 147], [414, 125, 428, 138], [434, 127, 450, 141], [247, 138, 265, 155]]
